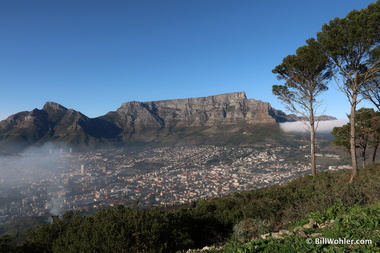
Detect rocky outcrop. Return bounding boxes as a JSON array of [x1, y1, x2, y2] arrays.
[[101, 92, 286, 135]]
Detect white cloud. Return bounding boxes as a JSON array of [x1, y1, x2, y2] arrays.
[[280, 119, 349, 133]]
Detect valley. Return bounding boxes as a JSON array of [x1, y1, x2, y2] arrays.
[[0, 140, 347, 236]]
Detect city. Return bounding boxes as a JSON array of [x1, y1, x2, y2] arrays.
[[0, 144, 345, 228]]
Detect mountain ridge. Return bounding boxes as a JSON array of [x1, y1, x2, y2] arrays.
[[0, 92, 335, 152]]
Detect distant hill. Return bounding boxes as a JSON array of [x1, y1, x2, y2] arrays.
[[0, 92, 334, 152], [0, 102, 122, 153]]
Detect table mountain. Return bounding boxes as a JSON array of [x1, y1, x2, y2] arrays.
[[0, 92, 310, 151], [101, 91, 286, 132]]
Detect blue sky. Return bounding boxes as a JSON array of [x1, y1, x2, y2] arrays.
[[0, 0, 377, 120]]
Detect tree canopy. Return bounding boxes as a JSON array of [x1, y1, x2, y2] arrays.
[[272, 38, 332, 176], [317, 0, 380, 180]]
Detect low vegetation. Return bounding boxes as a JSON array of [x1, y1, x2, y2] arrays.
[[208, 200, 380, 252]]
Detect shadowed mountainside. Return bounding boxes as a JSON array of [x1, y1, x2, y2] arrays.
[[0, 92, 327, 152]]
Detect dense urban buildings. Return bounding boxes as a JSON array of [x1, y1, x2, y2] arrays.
[[0, 144, 344, 227]]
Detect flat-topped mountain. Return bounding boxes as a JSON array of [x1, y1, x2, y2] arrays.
[[101, 91, 286, 131], [0, 92, 327, 151]]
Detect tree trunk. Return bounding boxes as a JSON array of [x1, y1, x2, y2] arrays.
[[349, 94, 358, 183], [310, 128, 316, 176], [361, 148, 367, 169], [373, 142, 378, 164], [310, 105, 316, 176]]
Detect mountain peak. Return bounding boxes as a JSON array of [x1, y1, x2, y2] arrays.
[[42, 102, 67, 112], [217, 91, 247, 99]]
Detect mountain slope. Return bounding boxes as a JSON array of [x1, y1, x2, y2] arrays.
[[0, 92, 310, 151], [0, 102, 122, 152]]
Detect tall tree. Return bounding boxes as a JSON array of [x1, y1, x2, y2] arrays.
[[272, 38, 332, 176], [317, 1, 380, 182], [355, 108, 374, 168], [332, 108, 380, 168]]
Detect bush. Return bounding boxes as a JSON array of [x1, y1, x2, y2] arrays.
[[232, 218, 270, 243]]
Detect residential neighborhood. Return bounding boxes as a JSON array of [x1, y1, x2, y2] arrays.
[[0, 144, 345, 226]]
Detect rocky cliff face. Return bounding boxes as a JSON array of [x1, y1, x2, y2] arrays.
[[0, 92, 301, 150], [101, 92, 281, 133]]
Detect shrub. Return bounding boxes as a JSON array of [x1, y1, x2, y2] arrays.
[[232, 218, 270, 243]]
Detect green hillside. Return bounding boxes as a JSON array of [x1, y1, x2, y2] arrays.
[[204, 200, 380, 252]]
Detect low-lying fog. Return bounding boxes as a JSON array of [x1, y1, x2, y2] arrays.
[[0, 143, 71, 187], [279, 119, 349, 133]]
